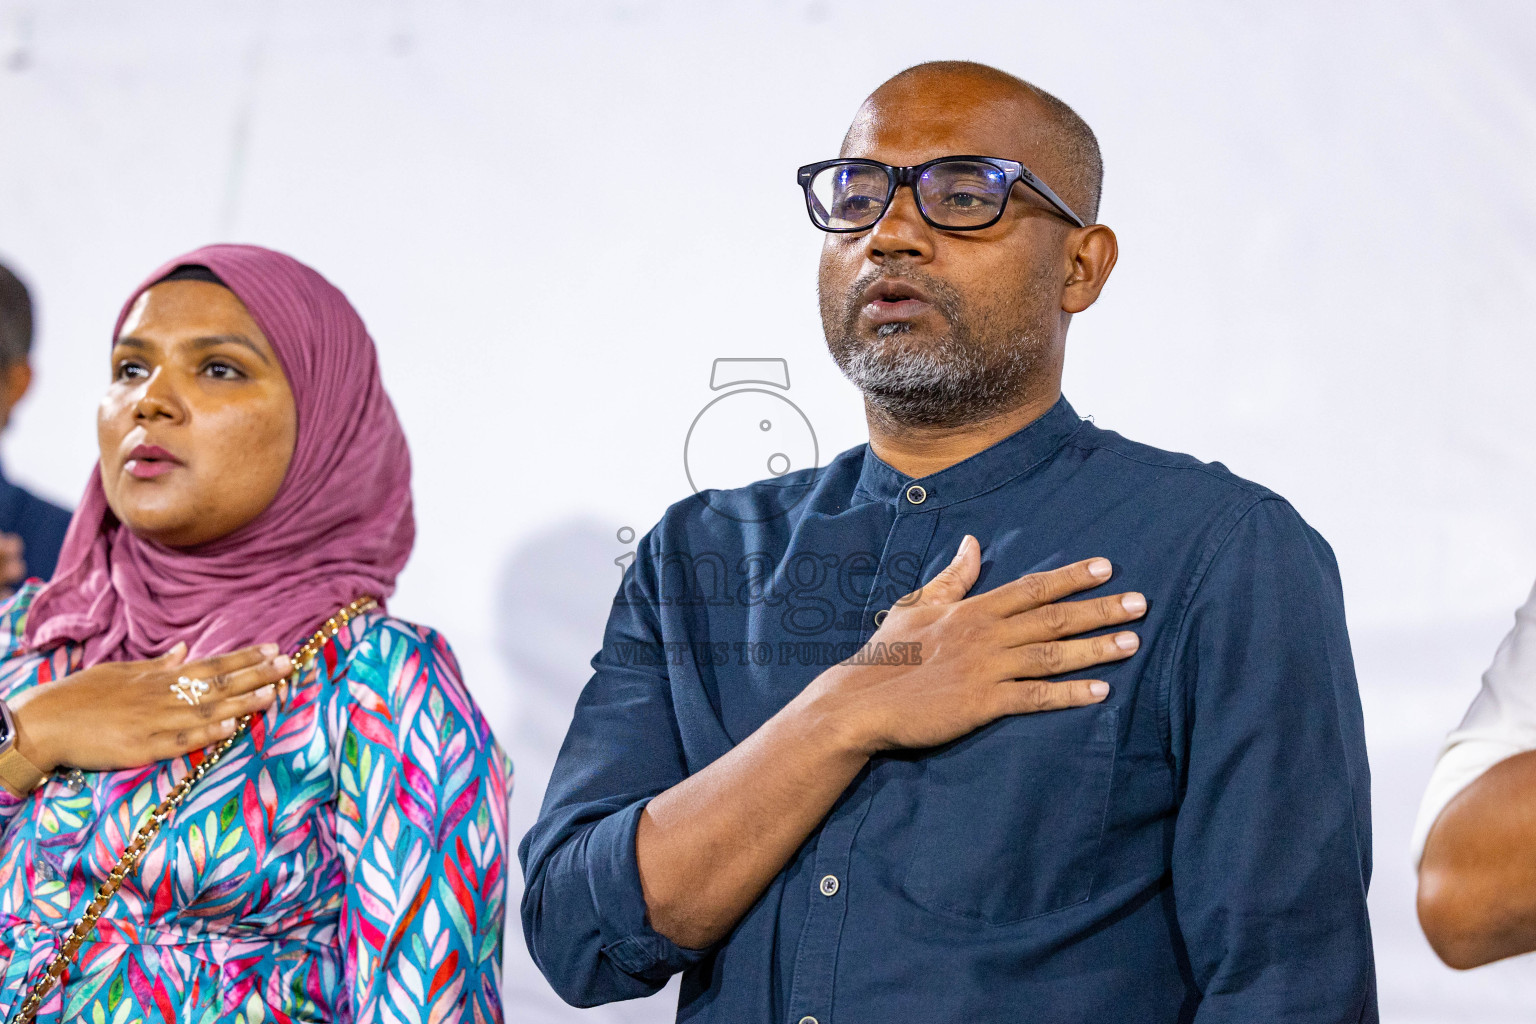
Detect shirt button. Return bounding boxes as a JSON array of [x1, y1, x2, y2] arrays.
[[905, 484, 927, 505], [873, 609, 888, 627], [799, 1018, 819, 1024], [819, 874, 839, 897]]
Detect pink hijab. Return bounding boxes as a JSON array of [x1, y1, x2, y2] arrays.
[[24, 244, 415, 666]]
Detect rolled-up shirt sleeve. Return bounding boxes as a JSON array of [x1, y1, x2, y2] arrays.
[[1169, 498, 1376, 1022], [519, 533, 711, 1007], [1411, 579, 1536, 867]]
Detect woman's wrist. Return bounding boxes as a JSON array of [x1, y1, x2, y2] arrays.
[[8, 688, 61, 777]]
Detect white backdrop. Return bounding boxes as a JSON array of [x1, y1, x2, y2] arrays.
[[3, 1, 1536, 1020]]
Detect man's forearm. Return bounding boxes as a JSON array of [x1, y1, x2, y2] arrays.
[[632, 549, 1135, 952], [635, 669, 869, 950], [1419, 749, 1536, 968]]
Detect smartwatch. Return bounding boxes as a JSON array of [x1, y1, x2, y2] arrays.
[[0, 699, 45, 796]]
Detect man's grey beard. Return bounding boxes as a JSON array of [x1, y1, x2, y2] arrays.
[[821, 268, 1050, 429]]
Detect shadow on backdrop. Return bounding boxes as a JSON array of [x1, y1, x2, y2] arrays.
[[494, 516, 681, 1023]]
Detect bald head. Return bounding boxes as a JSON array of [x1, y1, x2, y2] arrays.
[[844, 61, 1103, 225]]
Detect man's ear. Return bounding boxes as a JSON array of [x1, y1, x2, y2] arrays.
[[0, 362, 33, 430], [1061, 224, 1118, 315]]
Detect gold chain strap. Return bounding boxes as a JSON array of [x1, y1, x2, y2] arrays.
[[10, 596, 378, 1024]]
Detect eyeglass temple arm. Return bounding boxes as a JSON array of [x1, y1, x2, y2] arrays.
[[1018, 170, 1086, 229]]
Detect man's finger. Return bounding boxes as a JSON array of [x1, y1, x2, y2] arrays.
[[993, 677, 1111, 716], [0, 534, 27, 585], [993, 632, 1139, 681], [974, 558, 1114, 617], [1001, 592, 1146, 646], [897, 535, 981, 610], [0, 557, 25, 587]]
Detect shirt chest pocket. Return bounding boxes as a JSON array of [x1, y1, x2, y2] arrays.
[[901, 705, 1118, 925]]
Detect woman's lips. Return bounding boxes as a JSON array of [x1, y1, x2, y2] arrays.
[[124, 444, 184, 480], [125, 458, 179, 479]]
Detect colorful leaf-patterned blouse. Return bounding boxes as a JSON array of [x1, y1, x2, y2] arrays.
[[0, 584, 513, 1024]]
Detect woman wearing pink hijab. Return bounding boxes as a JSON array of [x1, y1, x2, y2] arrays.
[[0, 245, 511, 1023]]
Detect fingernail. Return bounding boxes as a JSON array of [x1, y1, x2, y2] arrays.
[[260, 643, 279, 656], [273, 655, 291, 673], [220, 718, 236, 731], [1115, 632, 1139, 651], [1088, 558, 1112, 578], [257, 685, 275, 700], [1121, 593, 1146, 614], [1089, 682, 1110, 699], [955, 535, 974, 559]]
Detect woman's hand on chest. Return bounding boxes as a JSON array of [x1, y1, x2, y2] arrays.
[[9, 643, 291, 774]]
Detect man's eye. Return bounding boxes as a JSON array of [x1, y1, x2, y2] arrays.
[[942, 191, 994, 209], [114, 362, 148, 382], [835, 194, 881, 214]]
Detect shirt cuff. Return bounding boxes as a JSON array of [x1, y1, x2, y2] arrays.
[[586, 798, 712, 980], [1410, 736, 1527, 868]]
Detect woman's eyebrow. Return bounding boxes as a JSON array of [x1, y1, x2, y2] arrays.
[[112, 334, 271, 366], [111, 334, 272, 366], [191, 335, 272, 365]]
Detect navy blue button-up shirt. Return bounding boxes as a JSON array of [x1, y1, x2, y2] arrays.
[[521, 396, 1376, 1023], [0, 462, 69, 582]]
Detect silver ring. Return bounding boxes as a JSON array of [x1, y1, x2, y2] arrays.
[[170, 675, 210, 706]]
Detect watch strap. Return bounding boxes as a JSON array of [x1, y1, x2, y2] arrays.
[[0, 700, 45, 796]]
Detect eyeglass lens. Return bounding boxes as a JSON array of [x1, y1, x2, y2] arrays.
[[808, 160, 1010, 230]]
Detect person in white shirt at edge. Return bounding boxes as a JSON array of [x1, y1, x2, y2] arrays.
[[1416, 579, 1536, 967]]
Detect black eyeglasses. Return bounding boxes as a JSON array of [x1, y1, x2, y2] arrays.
[[796, 155, 1084, 233]]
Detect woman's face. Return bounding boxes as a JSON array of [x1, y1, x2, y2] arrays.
[[100, 280, 297, 548]]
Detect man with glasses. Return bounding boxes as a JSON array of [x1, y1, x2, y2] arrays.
[[523, 61, 1376, 1022]]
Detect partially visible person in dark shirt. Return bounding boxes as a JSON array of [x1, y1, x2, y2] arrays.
[[0, 261, 72, 589], [522, 61, 1376, 1022]]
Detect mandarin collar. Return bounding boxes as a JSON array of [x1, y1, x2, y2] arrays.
[[852, 395, 1085, 511]]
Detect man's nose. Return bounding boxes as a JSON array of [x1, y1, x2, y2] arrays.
[[864, 186, 934, 265]]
